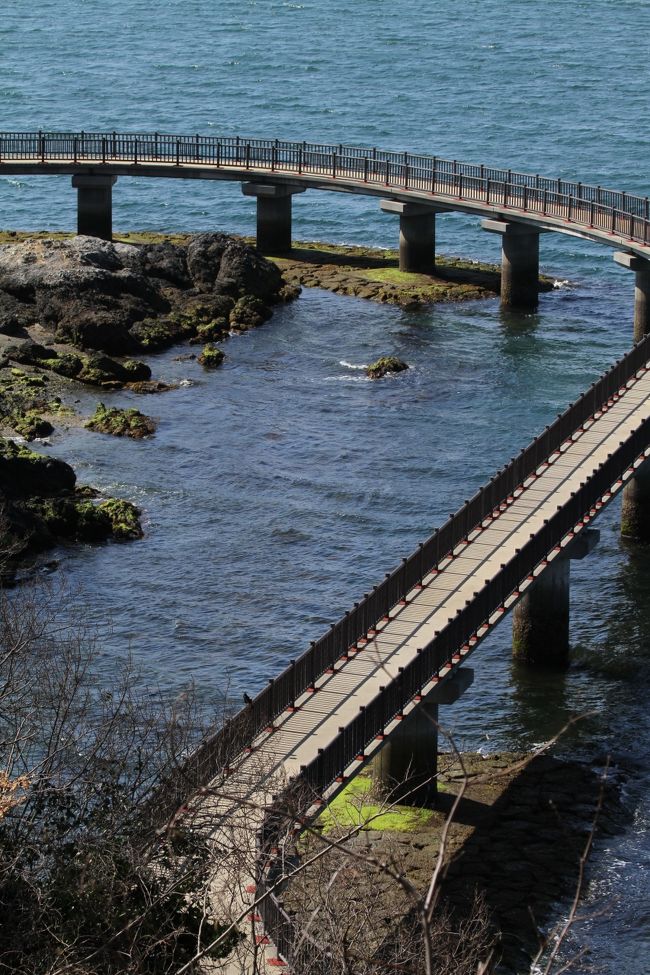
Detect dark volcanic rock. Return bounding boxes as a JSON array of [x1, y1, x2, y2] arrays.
[[0, 439, 76, 497], [0, 233, 294, 359]]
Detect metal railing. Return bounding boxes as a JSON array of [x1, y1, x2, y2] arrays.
[[0, 131, 649, 247]]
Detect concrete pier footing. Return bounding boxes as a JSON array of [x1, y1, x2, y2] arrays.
[[512, 529, 599, 667], [621, 458, 650, 541], [72, 174, 117, 241], [380, 199, 436, 273], [370, 668, 474, 804], [613, 251, 650, 342], [241, 182, 305, 253], [482, 218, 542, 311]]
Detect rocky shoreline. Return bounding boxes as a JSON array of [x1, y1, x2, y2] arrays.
[[0, 232, 299, 578]]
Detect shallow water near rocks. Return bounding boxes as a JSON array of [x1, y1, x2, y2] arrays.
[[4, 0, 650, 968]]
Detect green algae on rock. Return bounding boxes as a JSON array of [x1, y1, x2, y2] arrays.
[[11, 410, 54, 441], [85, 403, 156, 439], [366, 356, 409, 379], [97, 498, 143, 540], [198, 344, 225, 369]]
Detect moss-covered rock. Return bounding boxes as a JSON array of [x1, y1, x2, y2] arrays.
[[11, 410, 54, 441], [366, 356, 409, 380], [44, 353, 84, 378], [128, 317, 185, 351], [85, 403, 156, 439], [191, 318, 230, 343], [197, 344, 225, 369], [97, 498, 143, 540], [0, 438, 76, 497], [14, 491, 143, 549], [229, 295, 271, 331]]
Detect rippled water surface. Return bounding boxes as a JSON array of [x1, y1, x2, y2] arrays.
[[3, 1, 650, 970]]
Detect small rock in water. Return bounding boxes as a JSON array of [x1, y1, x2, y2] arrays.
[[366, 355, 409, 380]]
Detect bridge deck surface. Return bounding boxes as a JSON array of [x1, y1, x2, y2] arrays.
[[204, 365, 650, 972]]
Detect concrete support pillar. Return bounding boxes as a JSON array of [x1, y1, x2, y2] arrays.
[[512, 529, 599, 667], [621, 457, 650, 541], [71, 174, 117, 241], [241, 182, 305, 253], [613, 251, 650, 341], [482, 218, 542, 311], [371, 668, 473, 805], [380, 200, 436, 273]]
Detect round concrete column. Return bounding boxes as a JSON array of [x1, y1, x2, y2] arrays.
[[370, 702, 439, 804], [241, 182, 305, 254], [72, 174, 117, 241], [614, 251, 650, 341], [513, 558, 570, 668], [482, 218, 541, 311], [380, 200, 437, 273], [622, 458, 650, 541]]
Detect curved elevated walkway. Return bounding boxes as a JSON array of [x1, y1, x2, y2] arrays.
[[1, 132, 650, 317]]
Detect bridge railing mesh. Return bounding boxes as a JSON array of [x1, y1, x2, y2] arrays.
[[0, 132, 648, 243]]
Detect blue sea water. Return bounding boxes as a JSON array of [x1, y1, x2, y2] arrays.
[[3, 1, 650, 970]]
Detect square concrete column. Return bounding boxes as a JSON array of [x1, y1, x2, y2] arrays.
[[512, 529, 599, 667], [370, 668, 473, 806], [241, 182, 305, 254], [482, 218, 542, 311], [380, 199, 436, 273], [71, 174, 117, 241], [613, 252, 650, 342]]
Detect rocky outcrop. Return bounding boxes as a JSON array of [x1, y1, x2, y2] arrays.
[[0, 234, 298, 356], [0, 437, 143, 579], [85, 403, 156, 439]]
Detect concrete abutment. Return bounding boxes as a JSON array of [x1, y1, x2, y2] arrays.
[[241, 182, 305, 253], [512, 529, 599, 667], [370, 668, 474, 805], [482, 218, 542, 311], [72, 174, 117, 242]]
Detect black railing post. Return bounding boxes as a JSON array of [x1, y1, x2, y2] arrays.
[[134, 138, 138, 166], [73, 137, 77, 164], [38, 129, 44, 163], [101, 137, 106, 164]]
